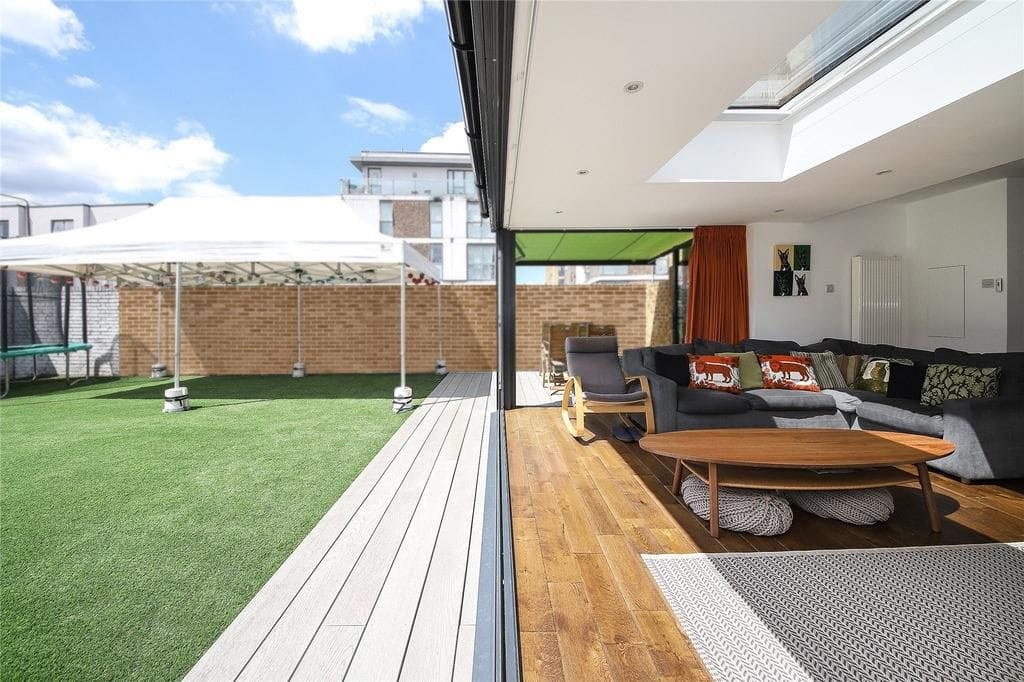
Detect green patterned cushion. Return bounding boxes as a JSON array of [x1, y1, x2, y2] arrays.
[[854, 356, 912, 394], [919, 364, 1002, 406]]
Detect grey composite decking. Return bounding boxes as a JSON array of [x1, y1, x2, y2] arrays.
[[185, 372, 495, 681], [516, 371, 559, 407]]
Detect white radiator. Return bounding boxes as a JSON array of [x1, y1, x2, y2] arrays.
[[852, 256, 902, 344]]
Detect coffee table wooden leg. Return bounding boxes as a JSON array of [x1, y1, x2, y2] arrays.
[[708, 463, 720, 538], [671, 460, 683, 495], [916, 462, 942, 533]]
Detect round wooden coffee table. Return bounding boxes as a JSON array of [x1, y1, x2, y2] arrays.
[[638, 428, 955, 537]]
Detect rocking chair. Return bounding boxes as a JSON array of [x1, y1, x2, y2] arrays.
[[561, 336, 655, 438]]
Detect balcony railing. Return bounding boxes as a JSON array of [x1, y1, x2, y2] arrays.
[[340, 178, 479, 198]]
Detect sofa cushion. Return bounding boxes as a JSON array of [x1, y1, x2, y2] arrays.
[[758, 354, 821, 392], [740, 338, 801, 354], [886, 362, 928, 401], [742, 388, 838, 412], [693, 338, 741, 354], [934, 349, 1024, 397], [791, 350, 847, 389], [676, 387, 751, 414], [654, 351, 690, 387], [855, 400, 944, 437], [854, 356, 913, 394], [642, 343, 693, 371], [689, 355, 742, 393], [583, 390, 647, 403], [800, 339, 846, 354], [919, 364, 1002, 407], [716, 351, 764, 390], [823, 338, 864, 356], [823, 389, 862, 413]]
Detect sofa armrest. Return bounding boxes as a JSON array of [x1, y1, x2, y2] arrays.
[[936, 397, 1024, 481], [622, 351, 677, 432]]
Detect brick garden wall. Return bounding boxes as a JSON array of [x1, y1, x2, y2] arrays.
[[118, 282, 672, 376]]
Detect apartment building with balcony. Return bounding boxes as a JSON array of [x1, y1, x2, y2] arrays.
[[340, 151, 495, 282]]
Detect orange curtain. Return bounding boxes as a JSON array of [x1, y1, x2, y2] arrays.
[[684, 225, 749, 344]]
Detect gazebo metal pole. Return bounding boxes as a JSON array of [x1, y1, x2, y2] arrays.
[[393, 262, 412, 412], [173, 262, 182, 389], [400, 262, 406, 387], [292, 277, 306, 377], [161, 261, 190, 412]]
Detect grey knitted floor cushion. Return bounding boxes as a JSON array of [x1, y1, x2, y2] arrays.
[[786, 488, 895, 525], [680, 475, 793, 536]]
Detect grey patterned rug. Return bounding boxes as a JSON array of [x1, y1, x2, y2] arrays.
[[643, 543, 1024, 682]]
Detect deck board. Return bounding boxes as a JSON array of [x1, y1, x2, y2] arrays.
[[507, 407, 1024, 682], [185, 372, 494, 681]]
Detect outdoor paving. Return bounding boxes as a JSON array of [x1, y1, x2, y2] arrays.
[[185, 372, 494, 681], [516, 371, 560, 407]]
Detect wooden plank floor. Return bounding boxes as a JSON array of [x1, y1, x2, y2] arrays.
[[186, 372, 494, 681], [507, 407, 1024, 681]]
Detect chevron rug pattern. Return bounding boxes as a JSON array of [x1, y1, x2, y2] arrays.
[[644, 543, 1024, 681]]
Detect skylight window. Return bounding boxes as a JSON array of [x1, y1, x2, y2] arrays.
[[729, 0, 928, 109]]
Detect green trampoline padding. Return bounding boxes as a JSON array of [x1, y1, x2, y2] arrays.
[[0, 343, 92, 360], [515, 230, 692, 265]]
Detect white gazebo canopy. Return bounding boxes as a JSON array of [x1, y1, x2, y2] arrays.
[[0, 195, 442, 412]]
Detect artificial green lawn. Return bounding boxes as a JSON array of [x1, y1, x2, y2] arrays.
[[0, 373, 442, 681]]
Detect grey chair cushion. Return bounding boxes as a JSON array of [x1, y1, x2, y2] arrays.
[[742, 388, 838, 411], [583, 390, 647, 403], [677, 388, 751, 415], [566, 336, 626, 394], [855, 400, 944, 437]]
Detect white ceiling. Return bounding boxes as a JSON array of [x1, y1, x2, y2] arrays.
[[504, 0, 1024, 229]]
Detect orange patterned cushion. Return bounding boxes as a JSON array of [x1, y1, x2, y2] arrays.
[[688, 355, 741, 394], [758, 354, 821, 392]]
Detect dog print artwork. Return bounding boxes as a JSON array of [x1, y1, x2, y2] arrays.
[[773, 243, 811, 297]]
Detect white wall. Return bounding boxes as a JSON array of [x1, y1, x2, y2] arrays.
[[747, 202, 907, 344], [1008, 178, 1024, 351], [905, 179, 1010, 352]]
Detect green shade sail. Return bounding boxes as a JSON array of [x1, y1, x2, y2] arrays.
[[514, 230, 693, 265]]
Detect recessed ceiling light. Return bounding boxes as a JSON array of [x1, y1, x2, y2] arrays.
[[576, 169, 590, 175], [623, 80, 644, 94], [876, 169, 893, 175], [554, 210, 564, 214], [773, 209, 785, 213]]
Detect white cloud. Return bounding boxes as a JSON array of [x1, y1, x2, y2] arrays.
[[341, 96, 411, 135], [268, 0, 441, 53], [0, 0, 89, 57], [66, 74, 99, 89], [0, 100, 231, 203], [419, 121, 469, 154]]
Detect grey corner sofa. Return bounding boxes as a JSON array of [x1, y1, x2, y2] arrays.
[[621, 337, 1024, 483]]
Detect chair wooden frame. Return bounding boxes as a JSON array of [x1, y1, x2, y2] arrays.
[[561, 374, 656, 438]]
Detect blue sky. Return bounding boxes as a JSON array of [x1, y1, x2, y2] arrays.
[[0, 0, 466, 203]]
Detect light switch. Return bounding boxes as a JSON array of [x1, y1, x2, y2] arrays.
[[826, 283, 835, 293]]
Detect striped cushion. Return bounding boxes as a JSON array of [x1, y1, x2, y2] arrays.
[[792, 350, 847, 390]]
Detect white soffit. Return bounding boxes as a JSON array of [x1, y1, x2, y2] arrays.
[[504, 0, 1024, 228]]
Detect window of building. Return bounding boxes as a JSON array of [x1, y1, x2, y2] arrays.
[[466, 244, 495, 281], [367, 167, 382, 194], [447, 169, 469, 195], [655, 257, 668, 275], [379, 201, 393, 236], [429, 243, 444, 272], [467, 201, 490, 239], [0, 220, 9, 239], [599, 265, 629, 276], [430, 201, 443, 239], [51, 219, 74, 232]]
